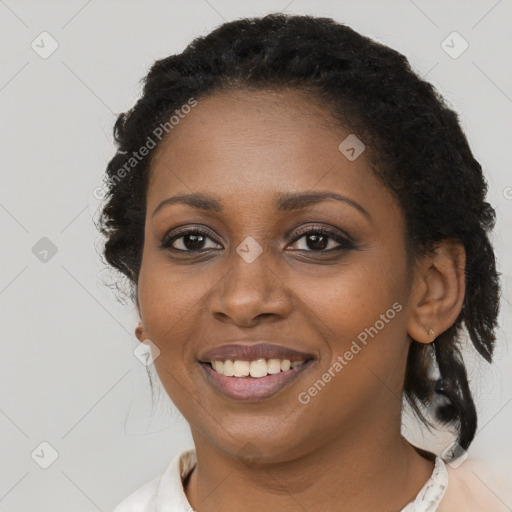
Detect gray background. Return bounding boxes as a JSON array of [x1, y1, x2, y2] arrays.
[[1, 0, 511, 510]]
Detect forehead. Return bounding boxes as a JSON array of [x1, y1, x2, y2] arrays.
[[147, 88, 388, 212]]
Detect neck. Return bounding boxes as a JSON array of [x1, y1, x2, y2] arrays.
[[184, 421, 435, 512]]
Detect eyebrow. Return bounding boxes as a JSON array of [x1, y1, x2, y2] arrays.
[[152, 191, 371, 220]]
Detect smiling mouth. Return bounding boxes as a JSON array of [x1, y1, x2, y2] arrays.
[[199, 358, 315, 402], [205, 358, 309, 378]]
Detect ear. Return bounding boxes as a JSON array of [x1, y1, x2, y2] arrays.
[[407, 239, 466, 344], [135, 319, 149, 344]]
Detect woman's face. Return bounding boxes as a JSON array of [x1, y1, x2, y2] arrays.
[[136, 89, 415, 462]]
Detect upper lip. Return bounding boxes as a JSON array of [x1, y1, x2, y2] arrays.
[[198, 343, 316, 363]]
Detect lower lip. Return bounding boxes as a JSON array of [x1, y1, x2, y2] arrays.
[[199, 360, 314, 402]]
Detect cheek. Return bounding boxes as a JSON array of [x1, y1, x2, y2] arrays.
[[303, 255, 408, 392], [136, 252, 223, 404], [306, 255, 403, 337], [137, 247, 210, 342], [137, 267, 205, 408], [296, 298, 407, 435]]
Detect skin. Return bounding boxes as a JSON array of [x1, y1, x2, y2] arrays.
[[134, 89, 466, 512]]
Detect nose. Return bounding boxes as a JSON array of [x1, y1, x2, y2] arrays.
[[208, 247, 292, 327]]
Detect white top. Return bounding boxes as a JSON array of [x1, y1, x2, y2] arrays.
[[112, 449, 509, 511], [113, 449, 448, 511]]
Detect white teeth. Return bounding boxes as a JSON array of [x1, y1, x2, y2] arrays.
[[209, 358, 307, 377], [280, 359, 291, 371], [249, 359, 268, 378], [267, 359, 281, 374], [213, 361, 224, 373], [233, 360, 250, 377], [223, 360, 235, 376]]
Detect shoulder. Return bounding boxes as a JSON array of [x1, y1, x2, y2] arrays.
[[112, 448, 197, 512], [112, 474, 161, 512], [438, 458, 511, 512]]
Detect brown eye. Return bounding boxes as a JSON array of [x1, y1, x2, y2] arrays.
[[288, 227, 354, 252], [161, 228, 222, 252]]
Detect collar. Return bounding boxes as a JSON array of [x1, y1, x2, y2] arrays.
[[154, 449, 448, 512], [155, 448, 197, 511], [400, 456, 449, 512]]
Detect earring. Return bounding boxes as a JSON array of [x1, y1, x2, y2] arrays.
[[135, 320, 144, 338]]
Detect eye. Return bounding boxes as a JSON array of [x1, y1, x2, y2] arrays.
[[160, 227, 222, 252], [160, 225, 355, 254], [288, 226, 354, 252]]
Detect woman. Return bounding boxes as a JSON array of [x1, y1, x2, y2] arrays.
[[99, 13, 505, 511]]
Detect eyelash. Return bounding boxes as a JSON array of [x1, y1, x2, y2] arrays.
[[159, 226, 355, 254]]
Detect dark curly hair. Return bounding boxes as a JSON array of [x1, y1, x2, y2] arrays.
[[97, 13, 500, 452]]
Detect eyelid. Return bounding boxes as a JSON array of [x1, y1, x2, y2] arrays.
[[160, 225, 222, 249], [161, 222, 355, 253], [289, 223, 353, 243], [287, 225, 355, 252]]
